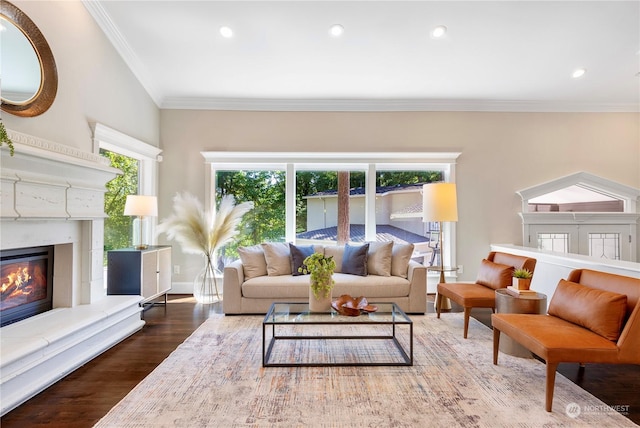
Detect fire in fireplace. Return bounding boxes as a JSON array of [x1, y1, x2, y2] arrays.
[[1, 246, 54, 327]]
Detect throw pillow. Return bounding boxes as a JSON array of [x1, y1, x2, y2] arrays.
[[475, 259, 514, 290], [289, 243, 315, 276], [548, 279, 627, 341], [261, 242, 292, 276], [341, 243, 370, 276], [238, 245, 267, 280], [367, 241, 393, 277], [391, 243, 414, 278]]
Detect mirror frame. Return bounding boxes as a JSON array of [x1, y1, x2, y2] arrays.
[[1, 1, 57, 117]]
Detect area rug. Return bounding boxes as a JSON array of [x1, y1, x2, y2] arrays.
[[95, 313, 636, 427]]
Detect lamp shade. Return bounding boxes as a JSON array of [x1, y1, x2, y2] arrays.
[[422, 183, 458, 222], [124, 195, 158, 217]]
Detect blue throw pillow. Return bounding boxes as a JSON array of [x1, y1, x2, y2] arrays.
[[341, 243, 369, 276], [289, 243, 315, 276]]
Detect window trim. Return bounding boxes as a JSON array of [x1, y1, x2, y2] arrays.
[[94, 123, 162, 244], [202, 151, 461, 267]]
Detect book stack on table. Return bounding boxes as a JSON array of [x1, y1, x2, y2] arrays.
[[506, 286, 537, 296]]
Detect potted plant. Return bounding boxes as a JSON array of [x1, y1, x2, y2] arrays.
[[158, 192, 253, 303], [512, 268, 533, 290], [299, 252, 336, 312]]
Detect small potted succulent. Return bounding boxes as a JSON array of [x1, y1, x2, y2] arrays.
[[512, 268, 533, 290]]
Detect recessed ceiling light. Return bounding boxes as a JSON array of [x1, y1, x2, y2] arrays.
[[571, 68, 586, 78], [219, 26, 234, 38], [432, 25, 447, 38], [329, 24, 344, 37]]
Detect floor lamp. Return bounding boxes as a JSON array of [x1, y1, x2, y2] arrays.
[[124, 195, 158, 250], [422, 183, 458, 284]]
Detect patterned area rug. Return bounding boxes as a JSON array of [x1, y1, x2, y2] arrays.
[[95, 313, 636, 427]]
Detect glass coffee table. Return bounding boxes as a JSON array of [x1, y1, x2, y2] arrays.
[[262, 302, 413, 367]]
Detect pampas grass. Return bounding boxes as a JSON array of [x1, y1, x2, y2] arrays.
[[158, 192, 253, 302]]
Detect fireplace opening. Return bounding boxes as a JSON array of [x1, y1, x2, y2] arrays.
[[1, 245, 54, 327]]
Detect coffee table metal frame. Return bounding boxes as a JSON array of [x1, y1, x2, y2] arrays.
[[262, 302, 413, 367]]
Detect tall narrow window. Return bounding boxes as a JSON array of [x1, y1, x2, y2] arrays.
[[100, 149, 139, 263]]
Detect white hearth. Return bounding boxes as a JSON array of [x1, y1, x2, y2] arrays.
[[0, 130, 144, 415]]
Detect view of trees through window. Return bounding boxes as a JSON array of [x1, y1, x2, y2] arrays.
[[101, 149, 139, 263], [215, 169, 442, 260]]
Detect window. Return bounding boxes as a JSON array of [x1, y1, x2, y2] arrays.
[[101, 149, 139, 260], [94, 123, 162, 264], [216, 169, 286, 258], [537, 232, 569, 253], [203, 152, 461, 267], [588, 233, 620, 260], [518, 172, 640, 262]]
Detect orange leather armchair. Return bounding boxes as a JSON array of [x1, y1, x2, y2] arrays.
[[492, 269, 640, 412], [436, 251, 537, 338]]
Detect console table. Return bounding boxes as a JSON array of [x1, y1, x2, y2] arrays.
[[107, 246, 172, 307]]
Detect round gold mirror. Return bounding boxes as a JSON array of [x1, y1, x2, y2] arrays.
[[1, 1, 57, 117]]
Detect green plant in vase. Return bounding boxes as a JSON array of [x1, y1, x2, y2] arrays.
[[299, 253, 336, 299]]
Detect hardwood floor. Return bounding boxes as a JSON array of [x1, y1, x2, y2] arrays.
[[1, 295, 638, 427]]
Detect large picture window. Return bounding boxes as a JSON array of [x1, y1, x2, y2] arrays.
[[204, 152, 461, 267]]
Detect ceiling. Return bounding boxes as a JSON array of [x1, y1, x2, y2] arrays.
[[83, 1, 640, 112]]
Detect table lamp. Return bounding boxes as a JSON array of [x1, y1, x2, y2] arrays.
[[124, 195, 158, 250], [422, 183, 458, 283]]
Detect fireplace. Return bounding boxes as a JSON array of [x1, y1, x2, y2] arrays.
[[1, 246, 54, 327]]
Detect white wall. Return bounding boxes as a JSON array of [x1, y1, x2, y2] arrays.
[[2, 1, 160, 151], [159, 110, 640, 283]]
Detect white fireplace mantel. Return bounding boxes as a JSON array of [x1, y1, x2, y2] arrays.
[[1, 129, 121, 220], [0, 130, 144, 416]]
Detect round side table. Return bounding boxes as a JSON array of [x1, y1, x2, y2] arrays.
[[495, 289, 547, 358]]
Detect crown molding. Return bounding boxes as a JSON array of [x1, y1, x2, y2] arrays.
[[161, 97, 640, 113], [82, 0, 162, 107]]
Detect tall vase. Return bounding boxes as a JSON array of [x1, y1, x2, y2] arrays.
[[309, 283, 332, 313], [193, 255, 222, 304]]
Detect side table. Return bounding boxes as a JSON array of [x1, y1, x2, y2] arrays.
[[429, 266, 459, 310], [495, 289, 547, 358]]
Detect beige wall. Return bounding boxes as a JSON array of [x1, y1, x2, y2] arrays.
[[160, 109, 640, 282], [3, 2, 637, 286], [3, 1, 159, 150]]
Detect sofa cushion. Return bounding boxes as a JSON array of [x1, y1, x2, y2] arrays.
[[548, 279, 628, 341], [475, 259, 514, 290], [367, 241, 393, 277], [324, 246, 345, 273], [332, 273, 410, 298], [391, 243, 414, 278], [261, 242, 292, 276], [238, 245, 267, 280], [241, 273, 411, 300], [289, 243, 315, 276], [342, 243, 369, 276]]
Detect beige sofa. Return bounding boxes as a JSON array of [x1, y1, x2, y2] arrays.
[[223, 242, 427, 314]]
